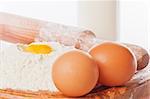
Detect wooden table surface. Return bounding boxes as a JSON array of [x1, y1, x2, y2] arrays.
[[0, 64, 149, 99]]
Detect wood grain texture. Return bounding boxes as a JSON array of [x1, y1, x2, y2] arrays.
[[0, 64, 149, 99]]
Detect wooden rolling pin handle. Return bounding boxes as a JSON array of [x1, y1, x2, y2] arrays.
[[0, 12, 47, 44]]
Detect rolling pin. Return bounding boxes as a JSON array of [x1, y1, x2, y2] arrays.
[[0, 12, 149, 70]]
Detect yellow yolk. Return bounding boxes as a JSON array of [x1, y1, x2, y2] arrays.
[[24, 44, 53, 54]]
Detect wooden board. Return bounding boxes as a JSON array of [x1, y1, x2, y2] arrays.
[[0, 64, 149, 99]]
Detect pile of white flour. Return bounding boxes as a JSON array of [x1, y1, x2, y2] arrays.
[[0, 42, 73, 92]]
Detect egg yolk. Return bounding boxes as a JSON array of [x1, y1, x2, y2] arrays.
[[24, 44, 53, 54]]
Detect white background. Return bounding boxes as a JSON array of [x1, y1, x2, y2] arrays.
[[118, 1, 149, 49], [0, 0, 149, 49], [0, 1, 78, 26]]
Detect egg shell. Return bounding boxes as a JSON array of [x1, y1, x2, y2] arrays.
[[52, 50, 99, 97], [89, 42, 137, 86]]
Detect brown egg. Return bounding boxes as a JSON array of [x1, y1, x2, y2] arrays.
[[52, 50, 99, 97], [89, 42, 137, 86]]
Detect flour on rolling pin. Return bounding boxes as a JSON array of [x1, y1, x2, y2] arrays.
[[36, 24, 149, 70], [0, 12, 149, 71]]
